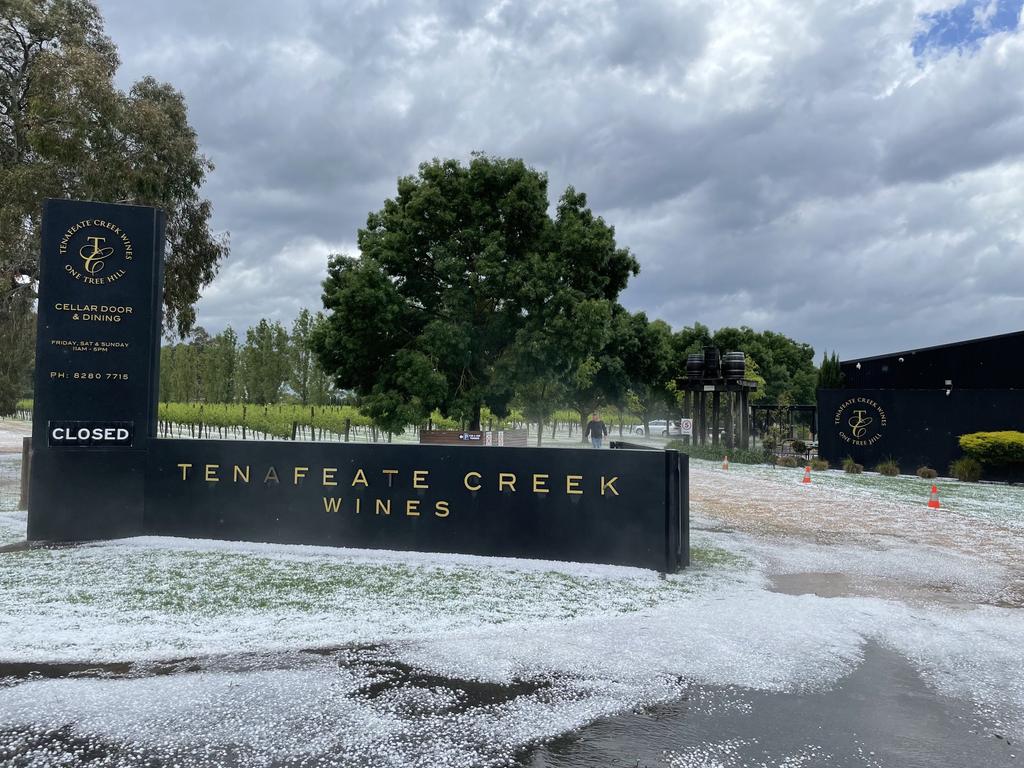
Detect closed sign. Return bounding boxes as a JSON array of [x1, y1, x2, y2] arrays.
[[48, 421, 134, 447]]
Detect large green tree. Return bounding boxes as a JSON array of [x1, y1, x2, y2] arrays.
[[506, 187, 639, 439], [313, 155, 637, 432], [1, 0, 229, 413], [622, 313, 674, 434]]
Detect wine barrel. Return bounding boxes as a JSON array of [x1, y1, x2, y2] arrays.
[[723, 351, 746, 380], [686, 353, 704, 379]]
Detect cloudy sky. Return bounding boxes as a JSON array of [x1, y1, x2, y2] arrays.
[[96, 0, 1024, 359]]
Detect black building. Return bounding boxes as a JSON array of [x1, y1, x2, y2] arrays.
[[817, 330, 1024, 477]]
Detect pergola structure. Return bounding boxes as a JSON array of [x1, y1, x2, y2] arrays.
[[677, 378, 759, 450]]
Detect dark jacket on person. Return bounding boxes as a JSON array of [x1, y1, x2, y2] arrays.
[[585, 419, 608, 439]]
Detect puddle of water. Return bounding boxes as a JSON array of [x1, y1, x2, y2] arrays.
[[768, 571, 984, 609], [520, 643, 1018, 768], [2, 643, 1018, 767]]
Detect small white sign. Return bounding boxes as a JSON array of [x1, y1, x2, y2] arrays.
[[680, 418, 693, 436]]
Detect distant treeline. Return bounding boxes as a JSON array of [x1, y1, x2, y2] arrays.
[[160, 308, 336, 405], [158, 307, 822, 428]]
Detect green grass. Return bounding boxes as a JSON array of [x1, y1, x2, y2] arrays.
[[0, 539, 746, 662], [0, 540, 735, 653], [689, 545, 748, 569]]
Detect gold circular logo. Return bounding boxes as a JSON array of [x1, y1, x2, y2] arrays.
[[834, 397, 887, 447], [59, 219, 134, 286]]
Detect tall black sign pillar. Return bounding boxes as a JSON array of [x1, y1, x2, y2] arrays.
[[28, 199, 165, 541]]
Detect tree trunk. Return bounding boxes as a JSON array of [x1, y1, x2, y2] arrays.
[[536, 419, 543, 446], [469, 402, 482, 431]]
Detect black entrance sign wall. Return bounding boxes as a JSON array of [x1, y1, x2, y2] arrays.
[[29, 199, 164, 541], [818, 387, 1024, 477], [29, 199, 689, 571], [147, 441, 686, 571]]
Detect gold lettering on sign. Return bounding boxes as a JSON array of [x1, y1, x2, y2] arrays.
[[293, 466, 308, 485], [322, 467, 337, 486], [60, 219, 133, 285], [434, 500, 450, 518], [375, 498, 391, 516], [264, 466, 279, 485], [566, 475, 583, 495], [464, 471, 482, 491], [233, 465, 250, 483], [533, 474, 549, 494], [600, 476, 619, 496], [205, 464, 219, 482], [323, 497, 343, 513], [352, 468, 368, 487], [498, 472, 517, 492], [79, 236, 114, 275], [406, 499, 420, 516], [848, 410, 873, 439], [177, 463, 192, 480], [412, 470, 430, 489], [833, 396, 888, 447]]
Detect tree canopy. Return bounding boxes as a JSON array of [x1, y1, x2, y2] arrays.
[[311, 155, 638, 432], [672, 323, 817, 404], [0, 0, 228, 340]]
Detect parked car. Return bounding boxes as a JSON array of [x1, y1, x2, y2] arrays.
[[630, 420, 682, 437]]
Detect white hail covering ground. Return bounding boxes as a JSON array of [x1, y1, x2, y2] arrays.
[[0, 457, 1022, 766]]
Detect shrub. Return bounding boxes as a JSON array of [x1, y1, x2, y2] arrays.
[[811, 458, 829, 471], [949, 457, 982, 482], [958, 431, 1024, 466], [777, 455, 800, 468], [790, 439, 807, 454], [665, 441, 764, 465], [916, 466, 938, 479], [842, 456, 863, 474], [875, 458, 900, 477]]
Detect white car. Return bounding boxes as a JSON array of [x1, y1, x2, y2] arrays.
[[630, 420, 681, 437]]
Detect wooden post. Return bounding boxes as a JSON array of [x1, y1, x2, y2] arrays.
[[712, 391, 721, 449], [724, 392, 734, 450], [697, 391, 707, 446], [739, 389, 749, 449], [18, 436, 31, 510]]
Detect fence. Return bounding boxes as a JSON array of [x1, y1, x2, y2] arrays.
[[0, 454, 25, 513]]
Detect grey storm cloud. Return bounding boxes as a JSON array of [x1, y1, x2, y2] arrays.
[[95, 0, 1024, 359]]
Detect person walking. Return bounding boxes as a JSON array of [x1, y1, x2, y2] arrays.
[[585, 412, 608, 448]]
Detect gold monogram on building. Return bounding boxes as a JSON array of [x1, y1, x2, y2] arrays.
[[833, 397, 887, 447]]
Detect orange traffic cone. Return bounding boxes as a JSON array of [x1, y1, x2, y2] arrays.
[[928, 485, 941, 509], [802, 466, 811, 484], [722, 455, 729, 470]]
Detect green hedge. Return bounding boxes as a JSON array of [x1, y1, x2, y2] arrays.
[[665, 441, 766, 464], [959, 431, 1024, 465]]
